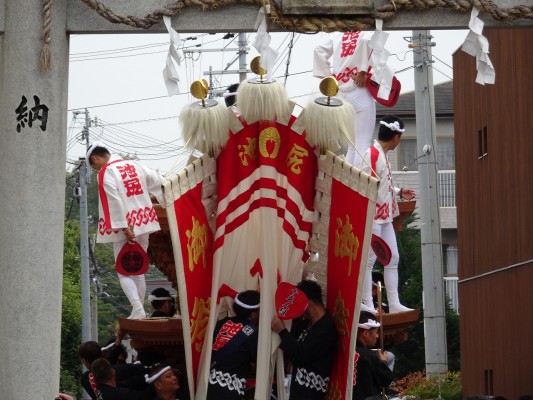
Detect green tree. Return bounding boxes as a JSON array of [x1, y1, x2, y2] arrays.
[[60, 220, 82, 396], [65, 167, 130, 342], [387, 214, 461, 377], [65, 168, 99, 225], [62, 167, 130, 394]]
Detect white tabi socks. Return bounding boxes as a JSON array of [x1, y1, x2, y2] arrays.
[[119, 274, 147, 319], [384, 266, 413, 313], [360, 265, 378, 315]]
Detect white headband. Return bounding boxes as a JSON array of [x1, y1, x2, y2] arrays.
[[86, 141, 105, 161], [234, 293, 260, 310], [148, 294, 173, 302], [358, 319, 381, 329], [145, 366, 172, 384], [380, 120, 405, 133], [222, 90, 237, 99]]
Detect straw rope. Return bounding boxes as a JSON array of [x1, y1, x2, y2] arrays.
[[40, 0, 53, 71], [77, 0, 533, 32], [39, 0, 532, 71]]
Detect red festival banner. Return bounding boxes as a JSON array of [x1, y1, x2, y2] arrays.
[[173, 182, 214, 375], [317, 154, 377, 400], [163, 156, 217, 400], [194, 117, 318, 399]]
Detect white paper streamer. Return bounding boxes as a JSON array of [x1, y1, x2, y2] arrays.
[[252, 5, 279, 81], [163, 16, 183, 95], [368, 19, 395, 100], [461, 8, 495, 85]]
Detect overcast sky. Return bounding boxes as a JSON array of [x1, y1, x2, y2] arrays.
[[67, 29, 468, 174]]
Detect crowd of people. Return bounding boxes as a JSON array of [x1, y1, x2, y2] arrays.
[[65, 30, 419, 399], [58, 280, 397, 400]]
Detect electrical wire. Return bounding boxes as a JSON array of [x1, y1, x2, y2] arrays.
[[284, 32, 296, 85], [432, 55, 452, 70], [69, 34, 220, 63], [431, 65, 453, 81]]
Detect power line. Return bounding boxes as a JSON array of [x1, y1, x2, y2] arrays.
[[69, 35, 218, 62], [432, 55, 453, 70], [68, 67, 316, 111], [70, 42, 167, 57], [68, 94, 180, 111], [431, 65, 453, 81], [101, 115, 179, 126]]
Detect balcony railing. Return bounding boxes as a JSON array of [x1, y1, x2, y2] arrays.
[[438, 170, 456, 207], [392, 170, 456, 208]]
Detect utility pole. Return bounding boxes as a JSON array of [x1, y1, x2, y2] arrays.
[[90, 238, 99, 342], [238, 33, 248, 83], [79, 109, 92, 343], [189, 33, 250, 97], [410, 31, 448, 376]]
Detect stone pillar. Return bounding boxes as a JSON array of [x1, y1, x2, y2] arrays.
[[0, 1, 69, 398]]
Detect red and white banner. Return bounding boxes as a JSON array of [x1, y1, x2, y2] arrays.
[[165, 119, 378, 400], [163, 156, 218, 400], [311, 152, 378, 400], [194, 116, 318, 400]]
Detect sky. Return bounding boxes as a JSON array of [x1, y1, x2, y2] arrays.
[[66, 29, 468, 175]]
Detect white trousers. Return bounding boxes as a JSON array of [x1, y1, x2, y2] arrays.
[[363, 222, 400, 306], [341, 87, 376, 167], [113, 233, 149, 317]]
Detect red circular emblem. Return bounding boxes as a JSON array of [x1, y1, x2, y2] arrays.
[[115, 242, 148, 275]]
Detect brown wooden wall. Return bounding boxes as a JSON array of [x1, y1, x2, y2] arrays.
[[454, 28, 533, 399]]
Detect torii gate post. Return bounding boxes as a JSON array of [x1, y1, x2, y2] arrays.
[[0, 1, 68, 399], [0, 0, 531, 398]]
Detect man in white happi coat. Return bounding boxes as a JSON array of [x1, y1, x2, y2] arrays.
[[360, 116, 415, 314], [87, 142, 164, 319], [314, 31, 376, 167]]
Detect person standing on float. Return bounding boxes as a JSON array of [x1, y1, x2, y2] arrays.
[[314, 31, 376, 166], [87, 142, 164, 319], [360, 116, 415, 314]]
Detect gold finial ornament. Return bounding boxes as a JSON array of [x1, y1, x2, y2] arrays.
[[249, 56, 269, 83], [314, 76, 342, 107], [189, 79, 217, 109], [250, 56, 267, 76], [319, 76, 339, 98], [190, 80, 209, 100]]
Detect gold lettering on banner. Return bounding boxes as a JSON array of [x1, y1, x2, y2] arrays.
[[190, 297, 210, 352], [186, 216, 208, 272], [259, 127, 281, 159], [286, 143, 309, 174], [333, 291, 349, 352], [238, 137, 258, 166], [334, 215, 360, 276]]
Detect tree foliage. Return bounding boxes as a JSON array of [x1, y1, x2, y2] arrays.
[[60, 220, 82, 396], [61, 168, 131, 393], [386, 214, 461, 378]]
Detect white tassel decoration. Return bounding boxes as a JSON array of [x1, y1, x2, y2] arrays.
[[237, 80, 291, 124], [301, 98, 354, 153], [179, 100, 230, 156]]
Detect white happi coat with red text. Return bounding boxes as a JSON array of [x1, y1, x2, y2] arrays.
[[313, 31, 372, 92], [361, 141, 400, 224], [96, 155, 164, 243]]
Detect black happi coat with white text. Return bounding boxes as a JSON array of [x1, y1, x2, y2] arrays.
[[207, 316, 258, 400], [279, 311, 338, 400]]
